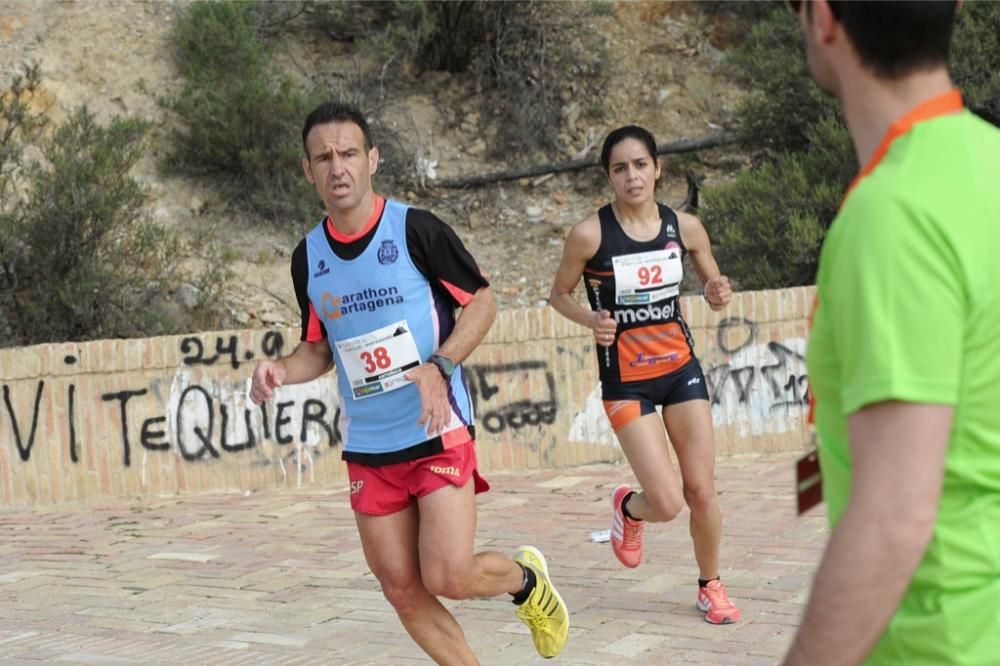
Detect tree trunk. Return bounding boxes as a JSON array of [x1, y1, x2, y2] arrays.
[[436, 132, 736, 189]]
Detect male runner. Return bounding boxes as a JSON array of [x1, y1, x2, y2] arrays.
[[249, 102, 569, 664]]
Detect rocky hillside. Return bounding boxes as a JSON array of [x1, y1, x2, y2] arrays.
[[0, 0, 746, 332]]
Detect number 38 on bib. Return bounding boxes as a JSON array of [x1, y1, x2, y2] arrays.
[[335, 320, 423, 399]]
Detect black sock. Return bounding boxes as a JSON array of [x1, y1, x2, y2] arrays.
[[699, 577, 720, 588], [511, 563, 536, 605], [622, 491, 641, 521]]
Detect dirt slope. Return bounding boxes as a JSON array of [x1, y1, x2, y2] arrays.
[[0, 0, 745, 330]]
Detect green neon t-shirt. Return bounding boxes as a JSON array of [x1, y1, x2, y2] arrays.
[[807, 109, 1000, 664]]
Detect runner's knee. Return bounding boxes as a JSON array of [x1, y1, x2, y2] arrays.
[[378, 575, 429, 616], [369, 561, 425, 611], [643, 491, 684, 522], [421, 561, 474, 600], [683, 483, 717, 514]]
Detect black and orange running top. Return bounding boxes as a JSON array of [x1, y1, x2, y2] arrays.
[[582, 203, 696, 387]]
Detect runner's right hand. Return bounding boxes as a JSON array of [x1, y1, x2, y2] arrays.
[[592, 310, 617, 347], [249, 360, 286, 405], [405, 362, 452, 435]]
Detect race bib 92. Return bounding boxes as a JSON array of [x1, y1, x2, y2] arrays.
[[612, 248, 682, 305]]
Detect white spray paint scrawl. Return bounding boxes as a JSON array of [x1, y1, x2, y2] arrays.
[[704, 337, 809, 436], [567, 337, 809, 443], [154, 371, 339, 487]]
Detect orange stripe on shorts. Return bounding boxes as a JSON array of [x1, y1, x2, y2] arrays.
[[603, 400, 643, 433]]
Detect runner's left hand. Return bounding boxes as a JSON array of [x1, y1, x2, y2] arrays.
[[704, 275, 732, 311], [405, 363, 452, 435]]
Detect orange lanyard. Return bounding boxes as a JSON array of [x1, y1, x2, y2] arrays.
[[841, 89, 964, 206]]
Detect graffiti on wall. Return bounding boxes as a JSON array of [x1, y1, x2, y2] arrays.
[[180, 331, 284, 369], [0, 332, 342, 477], [1, 332, 564, 482], [702, 317, 809, 434], [570, 315, 810, 442], [2, 380, 53, 463], [466, 361, 558, 435]]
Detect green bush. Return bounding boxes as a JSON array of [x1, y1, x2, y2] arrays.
[[704, 2, 1000, 290], [163, 0, 320, 227], [706, 118, 855, 290], [476, 1, 610, 156], [1, 107, 181, 344], [726, 3, 840, 156], [0, 67, 233, 347], [702, 3, 850, 289], [952, 2, 1000, 125], [1, 63, 47, 343], [0, 64, 48, 209], [319, 1, 610, 158], [372, 1, 478, 74]]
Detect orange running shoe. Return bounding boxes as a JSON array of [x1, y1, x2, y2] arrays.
[[697, 579, 741, 624], [610, 484, 644, 568]]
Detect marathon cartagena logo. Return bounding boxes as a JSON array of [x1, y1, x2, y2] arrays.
[[321, 287, 404, 320], [614, 299, 676, 324]]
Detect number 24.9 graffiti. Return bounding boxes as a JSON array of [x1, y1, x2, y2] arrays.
[[180, 331, 284, 369]]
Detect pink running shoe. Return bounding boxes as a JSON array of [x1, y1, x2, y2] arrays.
[[610, 484, 644, 568], [697, 579, 741, 624]]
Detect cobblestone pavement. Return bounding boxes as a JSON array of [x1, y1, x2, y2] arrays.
[[0, 452, 828, 665]]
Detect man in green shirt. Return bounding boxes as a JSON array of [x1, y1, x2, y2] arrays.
[[784, 2, 1000, 664]]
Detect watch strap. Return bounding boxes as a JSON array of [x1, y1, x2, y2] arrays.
[[429, 354, 455, 379]]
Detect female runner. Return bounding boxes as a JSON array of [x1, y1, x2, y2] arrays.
[[549, 125, 739, 624]]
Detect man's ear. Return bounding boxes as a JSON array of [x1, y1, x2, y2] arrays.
[[368, 145, 380, 176], [811, 0, 840, 46], [302, 158, 314, 184]]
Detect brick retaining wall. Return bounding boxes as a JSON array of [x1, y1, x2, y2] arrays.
[[0, 287, 814, 506]]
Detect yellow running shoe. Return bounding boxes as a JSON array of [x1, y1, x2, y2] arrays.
[[513, 545, 570, 659]]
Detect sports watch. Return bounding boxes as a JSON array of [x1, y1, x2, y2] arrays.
[[429, 354, 456, 379]]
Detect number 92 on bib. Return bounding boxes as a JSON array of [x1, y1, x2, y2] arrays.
[[335, 320, 422, 400], [612, 249, 682, 305]]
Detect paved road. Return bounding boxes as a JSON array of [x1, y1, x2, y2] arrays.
[[0, 452, 828, 665]]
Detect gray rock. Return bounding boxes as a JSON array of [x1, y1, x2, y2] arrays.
[[260, 311, 284, 325], [176, 282, 202, 309], [466, 138, 487, 156]]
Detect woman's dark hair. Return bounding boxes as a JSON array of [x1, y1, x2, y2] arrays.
[[600, 125, 658, 174]]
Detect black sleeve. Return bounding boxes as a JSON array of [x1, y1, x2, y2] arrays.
[[291, 239, 327, 342], [405, 208, 490, 307]]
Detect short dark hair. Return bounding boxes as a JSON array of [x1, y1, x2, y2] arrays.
[[600, 125, 658, 174], [819, 1, 958, 79], [301, 102, 373, 157]]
